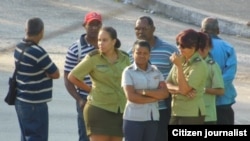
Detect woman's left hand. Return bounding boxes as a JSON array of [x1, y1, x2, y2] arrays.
[[185, 89, 196, 98]]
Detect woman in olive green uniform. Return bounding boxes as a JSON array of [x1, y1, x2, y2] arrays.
[[166, 29, 208, 124], [198, 34, 224, 124], [68, 26, 130, 141]]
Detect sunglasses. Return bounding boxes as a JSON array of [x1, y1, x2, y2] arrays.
[[176, 42, 192, 49]]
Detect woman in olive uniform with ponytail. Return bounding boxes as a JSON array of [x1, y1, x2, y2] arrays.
[[68, 26, 130, 141]]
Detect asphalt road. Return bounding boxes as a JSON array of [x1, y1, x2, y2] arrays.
[[1, 0, 250, 140]]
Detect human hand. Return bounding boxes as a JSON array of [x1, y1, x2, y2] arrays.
[[185, 89, 196, 98], [170, 52, 182, 66], [78, 99, 87, 110]]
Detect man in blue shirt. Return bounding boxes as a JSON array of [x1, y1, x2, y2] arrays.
[[15, 17, 60, 141], [128, 16, 178, 141], [201, 17, 237, 124]]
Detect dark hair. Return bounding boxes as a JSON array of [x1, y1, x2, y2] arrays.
[[100, 26, 121, 48], [132, 39, 151, 52], [26, 17, 44, 36], [207, 34, 212, 49], [198, 32, 213, 52], [137, 16, 154, 27], [176, 29, 208, 51]]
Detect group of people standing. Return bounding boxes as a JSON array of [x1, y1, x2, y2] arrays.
[[12, 11, 237, 141]]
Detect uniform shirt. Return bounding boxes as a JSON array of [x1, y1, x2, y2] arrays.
[[210, 35, 237, 105], [166, 52, 208, 116], [203, 56, 224, 122], [15, 39, 58, 103], [127, 36, 178, 110], [64, 34, 96, 96], [70, 50, 130, 113], [121, 62, 165, 121]]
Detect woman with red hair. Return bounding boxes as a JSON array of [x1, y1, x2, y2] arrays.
[[166, 29, 209, 125]]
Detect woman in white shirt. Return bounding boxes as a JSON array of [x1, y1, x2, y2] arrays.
[[121, 39, 169, 141]]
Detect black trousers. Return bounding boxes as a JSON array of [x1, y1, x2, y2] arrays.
[[156, 96, 171, 141], [216, 104, 234, 124]]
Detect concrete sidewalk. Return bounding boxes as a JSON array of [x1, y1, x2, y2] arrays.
[[131, 0, 250, 38]]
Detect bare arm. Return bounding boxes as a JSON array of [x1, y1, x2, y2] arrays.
[[205, 88, 224, 96], [136, 81, 169, 100], [64, 72, 86, 109], [46, 69, 60, 79], [176, 65, 193, 95], [170, 53, 193, 95], [123, 85, 158, 104], [68, 73, 91, 93], [166, 82, 180, 94]]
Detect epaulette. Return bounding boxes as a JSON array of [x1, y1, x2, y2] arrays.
[[151, 65, 158, 70], [194, 57, 202, 62], [207, 59, 215, 64], [88, 50, 99, 57], [120, 50, 129, 57]]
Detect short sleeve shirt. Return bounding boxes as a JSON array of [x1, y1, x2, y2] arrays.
[[166, 52, 208, 116], [127, 36, 178, 109], [210, 36, 237, 105], [121, 63, 165, 121], [64, 34, 96, 96], [203, 56, 224, 122], [70, 50, 130, 113], [15, 39, 58, 103]]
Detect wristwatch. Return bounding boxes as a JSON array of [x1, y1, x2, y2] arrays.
[[142, 89, 146, 95]]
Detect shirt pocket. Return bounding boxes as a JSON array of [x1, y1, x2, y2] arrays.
[[148, 74, 161, 88], [132, 77, 146, 89], [95, 65, 109, 72], [94, 65, 110, 79]]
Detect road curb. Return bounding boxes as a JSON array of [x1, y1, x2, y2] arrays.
[[132, 0, 250, 38]]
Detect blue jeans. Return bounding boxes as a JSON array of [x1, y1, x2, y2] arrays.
[[123, 120, 158, 141], [76, 95, 89, 141], [15, 99, 48, 141]]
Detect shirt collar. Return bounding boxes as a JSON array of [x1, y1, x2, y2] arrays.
[[132, 62, 154, 72]]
